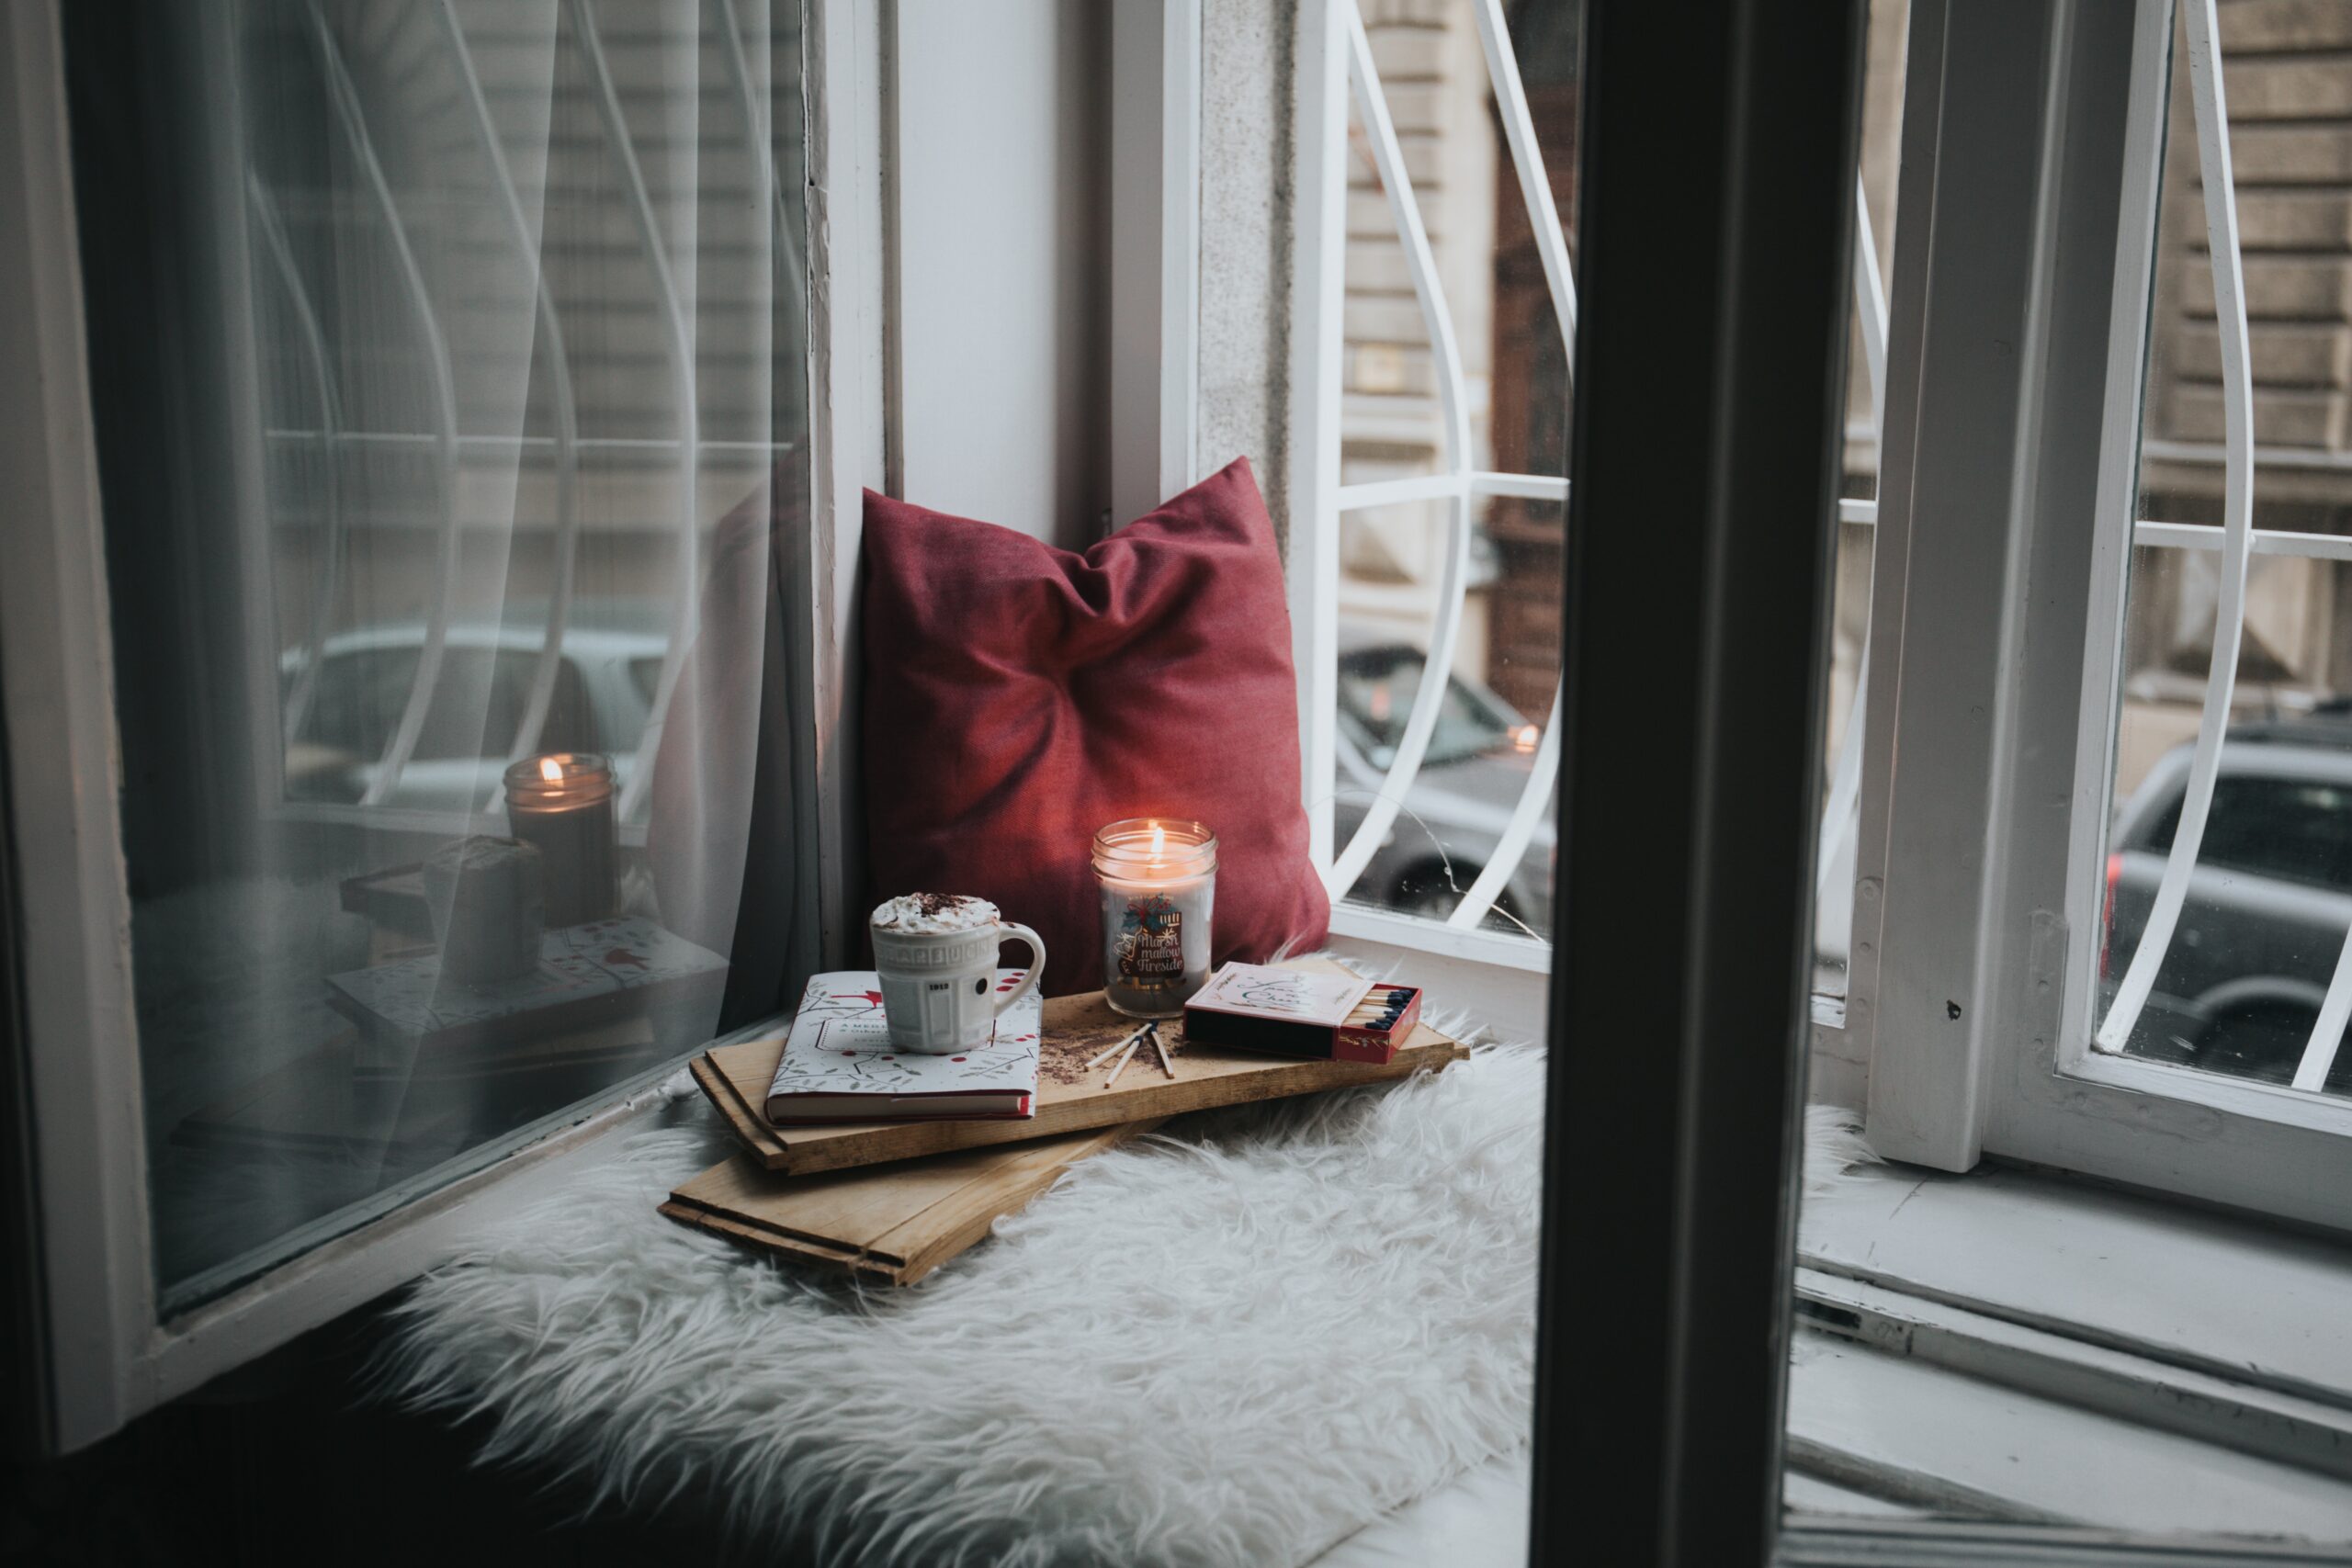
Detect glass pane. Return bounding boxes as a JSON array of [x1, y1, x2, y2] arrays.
[[67, 0, 809, 1312], [1327, 0, 1895, 959], [1790, 3, 2352, 1545], [1330, 0, 1575, 942], [1809, 0, 1906, 1002], [2096, 0, 2352, 1100]]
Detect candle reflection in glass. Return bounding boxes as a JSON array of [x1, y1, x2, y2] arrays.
[[503, 751, 618, 928], [1092, 818, 1216, 1019]]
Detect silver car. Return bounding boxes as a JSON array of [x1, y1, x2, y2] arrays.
[[2104, 715, 2352, 1090], [280, 605, 665, 811], [1330, 625, 1555, 935]]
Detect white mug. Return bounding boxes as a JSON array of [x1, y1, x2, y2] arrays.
[[869, 894, 1046, 1053]]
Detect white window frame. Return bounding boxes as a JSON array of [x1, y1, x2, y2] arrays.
[[0, 0, 889, 1451], [1287, 0, 1890, 991], [1287, 0, 1572, 974], [1851, 0, 2352, 1231]]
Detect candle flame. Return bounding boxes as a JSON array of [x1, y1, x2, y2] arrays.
[[1513, 724, 1539, 754], [539, 756, 565, 783], [1149, 822, 1166, 862]]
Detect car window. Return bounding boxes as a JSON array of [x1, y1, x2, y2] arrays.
[[296, 647, 595, 761], [1336, 647, 1518, 767], [2141, 773, 2352, 892], [296, 648, 419, 758], [625, 657, 665, 728]]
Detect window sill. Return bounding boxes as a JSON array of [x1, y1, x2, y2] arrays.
[[1325, 904, 1553, 973], [1323, 917, 1552, 1043], [1789, 1157, 2352, 1540]]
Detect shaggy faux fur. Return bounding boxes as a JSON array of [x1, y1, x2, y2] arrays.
[[379, 1010, 1875, 1567]]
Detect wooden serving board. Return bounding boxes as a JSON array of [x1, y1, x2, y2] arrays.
[[689, 961, 1469, 1175], [660, 1119, 1162, 1286]]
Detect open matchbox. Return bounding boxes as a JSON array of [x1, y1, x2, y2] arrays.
[[1181, 963, 1424, 1064]]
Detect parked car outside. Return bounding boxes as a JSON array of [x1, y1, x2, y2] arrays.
[[1331, 623, 1555, 935], [280, 602, 666, 812], [2104, 709, 2352, 1091]]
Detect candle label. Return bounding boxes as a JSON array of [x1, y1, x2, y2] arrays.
[[1114, 894, 1187, 987]]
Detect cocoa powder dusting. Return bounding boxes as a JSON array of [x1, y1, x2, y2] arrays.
[[1037, 1024, 1182, 1089]]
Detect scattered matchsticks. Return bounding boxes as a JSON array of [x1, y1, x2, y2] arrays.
[[1085, 1021, 1177, 1089], [1102, 1033, 1143, 1089], [1086, 1022, 1153, 1070]]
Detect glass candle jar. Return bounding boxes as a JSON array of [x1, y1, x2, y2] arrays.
[[1092, 818, 1217, 1019], [503, 751, 618, 928]]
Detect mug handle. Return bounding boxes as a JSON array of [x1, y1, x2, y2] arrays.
[[991, 922, 1046, 1020]]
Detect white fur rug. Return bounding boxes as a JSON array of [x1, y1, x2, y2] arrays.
[[379, 1013, 1873, 1567]]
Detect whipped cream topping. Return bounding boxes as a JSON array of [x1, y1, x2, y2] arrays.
[[871, 892, 998, 934]]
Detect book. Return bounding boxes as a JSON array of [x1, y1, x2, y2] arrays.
[[325, 914, 728, 1052], [693, 963, 1472, 1174], [660, 1120, 1160, 1286], [1182, 963, 1423, 1063], [764, 969, 1042, 1124]]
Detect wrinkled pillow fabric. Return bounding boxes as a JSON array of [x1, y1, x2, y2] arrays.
[[861, 458, 1329, 995]]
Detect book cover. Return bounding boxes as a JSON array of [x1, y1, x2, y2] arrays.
[[326, 914, 728, 1051], [764, 969, 1042, 1124], [1184, 964, 1373, 1028], [1183, 964, 1419, 1059]]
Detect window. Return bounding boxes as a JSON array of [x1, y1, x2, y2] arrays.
[[0, 0, 894, 1450], [1290, 0, 1898, 981], [1853, 0, 2352, 1229], [289, 646, 605, 806], [76, 0, 814, 1313], [1289, 0, 1577, 962]]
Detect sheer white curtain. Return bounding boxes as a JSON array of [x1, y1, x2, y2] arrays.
[[84, 0, 806, 1308]]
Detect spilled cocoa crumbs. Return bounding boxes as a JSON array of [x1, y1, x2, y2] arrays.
[[1036, 1028, 1182, 1089]]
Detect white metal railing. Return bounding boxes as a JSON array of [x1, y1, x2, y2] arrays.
[[1322, 0, 1476, 907], [428, 0, 582, 805], [1814, 176, 1889, 930], [256, 0, 800, 825], [567, 0, 699, 823], [2094, 0, 2261, 1061], [303, 1, 463, 810], [251, 175, 345, 750]]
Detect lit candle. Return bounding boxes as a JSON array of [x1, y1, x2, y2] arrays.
[[503, 751, 618, 928], [1091, 818, 1216, 1019]]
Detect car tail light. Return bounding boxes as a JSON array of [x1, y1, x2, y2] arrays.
[[2099, 852, 2123, 978]]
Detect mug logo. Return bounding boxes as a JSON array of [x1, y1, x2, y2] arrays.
[[1116, 894, 1184, 984]]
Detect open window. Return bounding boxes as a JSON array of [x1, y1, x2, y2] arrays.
[[0, 0, 880, 1450], [1853, 0, 2352, 1232], [1285, 0, 1898, 1021]]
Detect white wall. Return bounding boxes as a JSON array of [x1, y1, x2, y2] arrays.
[[892, 0, 1108, 548]]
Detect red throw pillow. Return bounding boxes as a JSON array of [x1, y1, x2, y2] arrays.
[[861, 458, 1329, 995]]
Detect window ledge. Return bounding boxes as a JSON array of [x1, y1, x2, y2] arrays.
[[1322, 921, 1551, 1043], [1789, 1159, 2352, 1539]]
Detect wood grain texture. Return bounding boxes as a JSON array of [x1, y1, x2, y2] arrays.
[[688, 962, 1469, 1174], [660, 1119, 1160, 1285]]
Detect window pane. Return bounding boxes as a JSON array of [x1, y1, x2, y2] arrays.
[[2096, 0, 2352, 1100], [1322, 0, 1897, 960], [68, 0, 808, 1310], [1329, 0, 1576, 942]]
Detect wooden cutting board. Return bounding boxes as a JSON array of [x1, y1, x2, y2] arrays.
[[659, 1118, 1163, 1286], [689, 961, 1468, 1175]]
